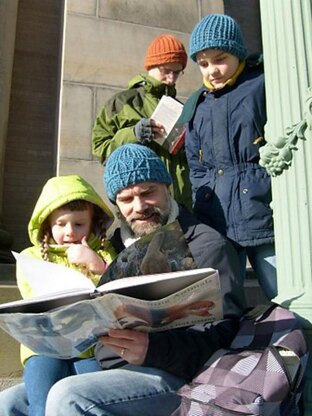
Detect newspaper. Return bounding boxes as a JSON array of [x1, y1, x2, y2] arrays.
[[0, 267, 222, 359], [0, 222, 222, 358]]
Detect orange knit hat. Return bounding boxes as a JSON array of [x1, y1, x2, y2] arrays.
[[144, 34, 188, 70]]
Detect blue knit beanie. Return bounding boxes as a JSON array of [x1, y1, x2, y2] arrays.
[[189, 14, 247, 61], [104, 144, 172, 202]]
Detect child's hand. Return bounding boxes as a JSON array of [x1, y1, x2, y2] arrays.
[[150, 120, 166, 139], [134, 118, 165, 143], [66, 237, 106, 275]]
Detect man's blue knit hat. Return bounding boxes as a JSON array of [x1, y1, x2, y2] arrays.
[[189, 14, 247, 61], [104, 144, 172, 202]]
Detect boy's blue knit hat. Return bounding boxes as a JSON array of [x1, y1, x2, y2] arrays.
[[189, 14, 247, 61], [104, 144, 172, 202]]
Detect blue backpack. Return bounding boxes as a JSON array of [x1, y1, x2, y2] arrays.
[[172, 303, 309, 416]]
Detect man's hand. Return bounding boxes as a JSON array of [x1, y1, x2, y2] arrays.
[[99, 329, 149, 365], [66, 237, 106, 274]]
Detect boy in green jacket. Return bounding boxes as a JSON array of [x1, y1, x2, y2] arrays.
[[91, 34, 192, 210]]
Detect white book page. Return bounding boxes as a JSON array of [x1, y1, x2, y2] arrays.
[[13, 250, 216, 298], [98, 267, 216, 297], [150, 96, 183, 145], [13, 252, 95, 296]]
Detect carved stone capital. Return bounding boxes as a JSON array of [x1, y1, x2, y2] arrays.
[[259, 88, 312, 176]]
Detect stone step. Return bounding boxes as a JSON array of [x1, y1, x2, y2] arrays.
[[0, 283, 23, 391], [0, 376, 23, 392], [0, 263, 17, 285]]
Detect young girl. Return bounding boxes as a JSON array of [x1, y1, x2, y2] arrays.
[[17, 174, 116, 416]]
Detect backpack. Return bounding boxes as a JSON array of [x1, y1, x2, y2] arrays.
[[172, 302, 309, 416]]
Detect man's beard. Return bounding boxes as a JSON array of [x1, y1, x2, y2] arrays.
[[119, 203, 171, 238]]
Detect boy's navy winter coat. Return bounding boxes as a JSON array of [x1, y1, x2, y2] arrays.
[[184, 63, 274, 247]]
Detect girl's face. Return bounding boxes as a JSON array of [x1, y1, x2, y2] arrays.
[[49, 207, 93, 245], [196, 49, 240, 89]]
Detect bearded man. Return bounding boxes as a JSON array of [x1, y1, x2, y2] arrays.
[[0, 144, 246, 416]]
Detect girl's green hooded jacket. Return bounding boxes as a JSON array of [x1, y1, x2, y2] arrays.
[[91, 73, 192, 210], [17, 175, 117, 365]]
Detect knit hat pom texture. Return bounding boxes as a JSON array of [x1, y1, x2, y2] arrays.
[[144, 34, 187, 70], [104, 144, 172, 202], [189, 14, 247, 61]]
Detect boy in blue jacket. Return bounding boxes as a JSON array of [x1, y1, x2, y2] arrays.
[[183, 14, 277, 300]]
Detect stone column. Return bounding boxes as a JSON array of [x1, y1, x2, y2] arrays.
[[259, 0, 312, 413], [0, 0, 18, 259]]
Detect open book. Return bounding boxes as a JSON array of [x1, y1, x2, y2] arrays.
[[0, 257, 222, 359], [150, 95, 186, 154]]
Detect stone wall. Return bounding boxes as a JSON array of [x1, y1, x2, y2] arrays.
[[0, 0, 262, 252], [58, 0, 224, 206], [2, 0, 64, 252]]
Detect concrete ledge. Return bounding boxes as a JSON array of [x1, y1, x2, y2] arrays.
[[0, 284, 23, 391], [0, 263, 16, 285], [0, 376, 23, 392], [245, 268, 268, 307]]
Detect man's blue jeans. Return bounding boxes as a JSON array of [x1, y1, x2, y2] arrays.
[[0, 365, 185, 416]]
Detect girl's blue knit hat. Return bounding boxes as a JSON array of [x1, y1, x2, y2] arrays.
[[189, 14, 247, 61], [104, 144, 172, 202]]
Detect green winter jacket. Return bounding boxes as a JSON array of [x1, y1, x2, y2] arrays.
[[18, 175, 117, 365], [92, 73, 192, 210]]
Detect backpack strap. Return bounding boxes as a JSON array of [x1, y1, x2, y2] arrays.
[[244, 301, 277, 320], [233, 302, 308, 357]]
